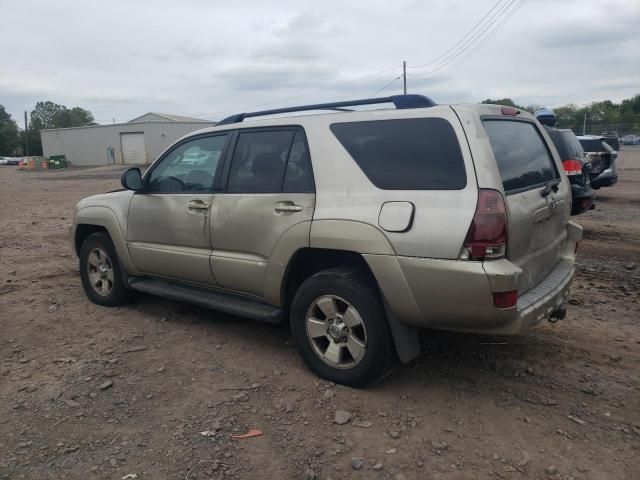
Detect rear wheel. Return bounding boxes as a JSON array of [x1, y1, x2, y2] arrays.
[[290, 267, 396, 387], [79, 232, 133, 307]]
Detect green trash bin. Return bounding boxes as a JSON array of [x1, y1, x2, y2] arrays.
[[49, 155, 67, 169]]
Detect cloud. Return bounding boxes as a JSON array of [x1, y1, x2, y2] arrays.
[[0, 0, 638, 124], [540, 25, 638, 49]]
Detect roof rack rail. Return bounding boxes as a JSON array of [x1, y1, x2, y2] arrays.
[[217, 94, 436, 125]]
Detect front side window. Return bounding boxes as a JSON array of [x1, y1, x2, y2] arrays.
[[147, 134, 228, 192], [330, 118, 467, 190], [484, 120, 558, 192]]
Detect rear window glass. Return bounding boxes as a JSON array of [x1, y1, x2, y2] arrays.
[[484, 120, 558, 192], [579, 138, 607, 152], [330, 118, 466, 190]]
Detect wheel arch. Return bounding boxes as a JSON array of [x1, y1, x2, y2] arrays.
[[73, 206, 140, 275], [281, 247, 421, 364], [281, 248, 374, 308]]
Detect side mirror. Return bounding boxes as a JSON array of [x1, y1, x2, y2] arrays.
[[121, 167, 143, 191]]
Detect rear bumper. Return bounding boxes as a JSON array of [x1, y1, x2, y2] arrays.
[[365, 222, 583, 335], [570, 184, 595, 215], [591, 168, 618, 188], [514, 258, 573, 331]]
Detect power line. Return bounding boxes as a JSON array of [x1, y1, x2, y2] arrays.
[[408, 0, 505, 70], [368, 75, 402, 98], [157, 1, 524, 119], [408, 0, 525, 79], [187, 65, 400, 119], [408, 0, 519, 76], [440, 0, 527, 76]]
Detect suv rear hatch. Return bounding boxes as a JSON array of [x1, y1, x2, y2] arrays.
[[456, 106, 571, 294], [579, 138, 613, 176]]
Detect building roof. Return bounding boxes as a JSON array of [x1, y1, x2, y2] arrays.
[[128, 112, 212, 123]]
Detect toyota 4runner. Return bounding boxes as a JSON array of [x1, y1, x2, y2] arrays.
[[71, 95, 583, 387]]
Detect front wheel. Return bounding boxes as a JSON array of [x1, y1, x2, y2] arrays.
[[79, 232, 134, 307], [290, 267, 396, 387]]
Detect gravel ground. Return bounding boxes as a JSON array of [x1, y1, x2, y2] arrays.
[[1, 151, 639, 480]]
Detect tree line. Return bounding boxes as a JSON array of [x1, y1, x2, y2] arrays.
[[0, 101, 95, 156], [481, 94, 640, 134]]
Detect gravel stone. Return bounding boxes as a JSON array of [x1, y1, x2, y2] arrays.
[[334, 410, 352, 425]]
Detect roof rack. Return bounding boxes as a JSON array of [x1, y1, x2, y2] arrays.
[[217, 94, 436, 125]]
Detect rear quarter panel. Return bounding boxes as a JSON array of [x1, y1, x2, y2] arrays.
[[306, 106, 478, 259]]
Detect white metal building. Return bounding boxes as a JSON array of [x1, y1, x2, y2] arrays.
[[40, 113, 215, 166]]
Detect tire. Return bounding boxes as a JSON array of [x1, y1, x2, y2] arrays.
[[290, 267, 396, 387], [79, 232, 134, 307]]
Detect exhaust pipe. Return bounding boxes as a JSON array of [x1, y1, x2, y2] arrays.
[[548, 306, 567, 323]]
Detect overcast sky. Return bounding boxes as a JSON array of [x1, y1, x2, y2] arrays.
[[1, 0, 638, 124]]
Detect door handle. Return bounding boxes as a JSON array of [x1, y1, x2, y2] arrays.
[[188, 200, 211, 211], [275, 203, 303, 213]]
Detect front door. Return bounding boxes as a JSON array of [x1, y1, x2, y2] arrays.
[[127, 133, 229, 285], [210, 128, 315, 298]]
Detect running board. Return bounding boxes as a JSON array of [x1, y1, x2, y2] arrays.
[[128, 277, 284, 324]]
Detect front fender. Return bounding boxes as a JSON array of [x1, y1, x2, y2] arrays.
[[74, 205, 140, 276]]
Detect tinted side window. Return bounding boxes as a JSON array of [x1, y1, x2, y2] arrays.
[[330, 118, 466, 190], [564, 132, 585, 159], [483, 120, 558, 192], [283, 130, 314, 193], [228, 130, 295, 193], [147, 134, 228, 193], [546, 129, 569, 159], [546, 130, 583, 160]]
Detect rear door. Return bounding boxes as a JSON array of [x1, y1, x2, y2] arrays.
[[482, 118, 570, 293], [210, 127, 315, 298]]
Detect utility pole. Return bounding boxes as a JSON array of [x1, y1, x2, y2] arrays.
[[24, 111, 29, 156], [403, 60, 407, 95], [582, 111, 587, 135]]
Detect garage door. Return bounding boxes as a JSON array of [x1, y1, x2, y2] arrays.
[[120, 133, 147, 165]]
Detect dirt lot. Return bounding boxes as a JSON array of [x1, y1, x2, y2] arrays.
[[1, 151, 639, 480]]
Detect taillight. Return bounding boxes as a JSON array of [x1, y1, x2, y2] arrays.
[[493, 290, 518, 309], [464, 189, 508, 260], [501, 106, 519, 116], [562, 159, 583, 176]]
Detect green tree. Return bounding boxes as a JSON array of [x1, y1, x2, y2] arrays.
[[30, 101, 65, 131], [54, 106, 96, 128], [620, 94, 640, 115], [480, 93, 640, 134], [0, 105, 20, 156], [480, 98, 527, 110], [29, 101, 97, 155]]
